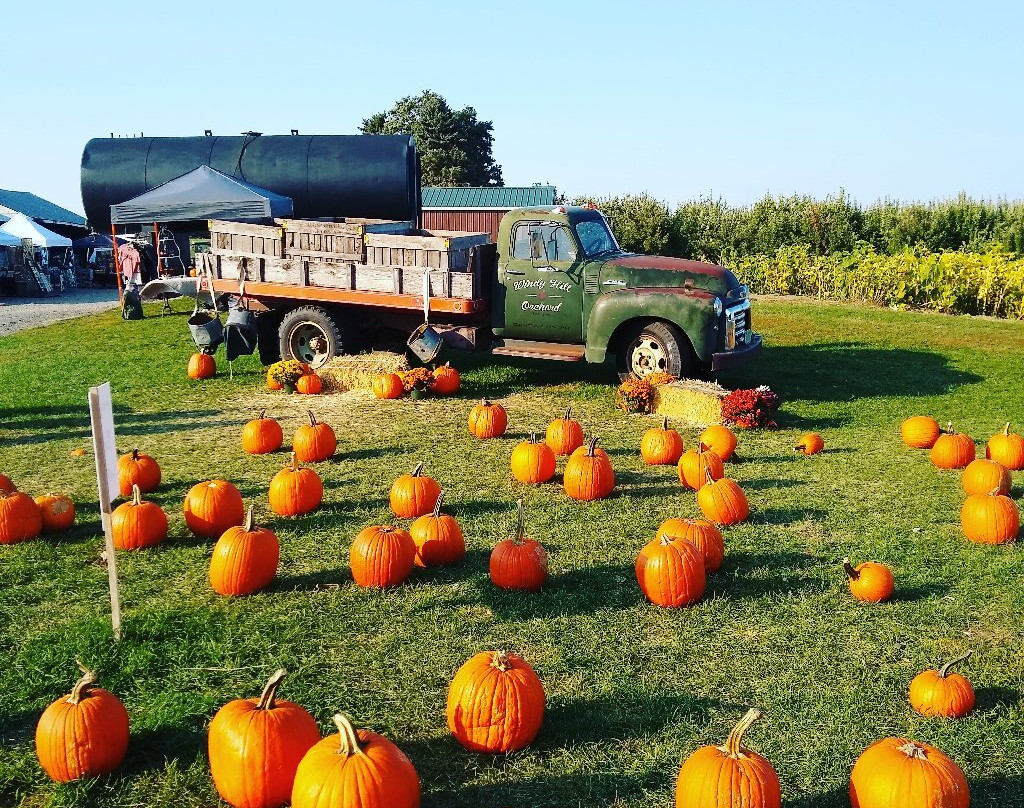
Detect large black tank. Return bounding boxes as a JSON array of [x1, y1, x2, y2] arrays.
[[80, 134, 421, 229]]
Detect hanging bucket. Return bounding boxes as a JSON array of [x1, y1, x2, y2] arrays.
[[224, 307, 258, 360], [407, 322, 444, 363], [188, 309, 224, 351]]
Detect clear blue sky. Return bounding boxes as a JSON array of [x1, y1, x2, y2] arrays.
[[4, 0, 1022, 217]]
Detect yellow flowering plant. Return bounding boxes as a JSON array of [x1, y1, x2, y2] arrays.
[[269, 359, 307, 387], [616, 374, 655, 414]]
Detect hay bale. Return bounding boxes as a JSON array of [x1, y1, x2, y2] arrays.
[[318, 351, 410, 393], [653, 379, 728, 427]]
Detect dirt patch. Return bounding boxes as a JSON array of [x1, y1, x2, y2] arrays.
[[0, 289, 120, 336]]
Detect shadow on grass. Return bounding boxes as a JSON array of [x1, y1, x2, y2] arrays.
[[971, 775, 1024, 808], [787, 786, 848, 807], [341, 446, 407, 461], [715, 550, 824, 599], [120, 721, 208, 776], [974, 685, 1021, 712], [270, 567, 351, 592], [751, 506, 828, 526], [889, 582, 951, 602], [0, 709, 37, 747], [741, 478, 804, 491]]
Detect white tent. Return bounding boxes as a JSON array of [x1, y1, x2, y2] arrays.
[[0, 230, 20, 247], [0, 212, 72, 247]]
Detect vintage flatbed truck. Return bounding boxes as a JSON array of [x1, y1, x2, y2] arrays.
[[197, 205, 761, 379]]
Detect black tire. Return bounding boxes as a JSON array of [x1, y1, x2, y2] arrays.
[[277, 306, 355, 369], [616, 320, 694, 381]]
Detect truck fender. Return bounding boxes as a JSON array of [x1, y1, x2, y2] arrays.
[[585, 287, 718, 364]]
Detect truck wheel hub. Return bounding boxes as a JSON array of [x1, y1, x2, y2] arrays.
[[631, 339, 666, 375]]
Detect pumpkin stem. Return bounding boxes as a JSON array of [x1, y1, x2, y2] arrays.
[[258, 408, 267, 420], [481, 398, 491, 407], [662, 417, 669, 431], [1004, 422, 1012, 436], [946, 421, 954, 435], [290, 452, 299, 472], [938, 650, 973, 678], [131, 484, 143, 506], [529, 432, 539, 444], [256, 668, 287, 710], [721, 708, 761, 758], [586, 436, 600, 457], [515, 499, 526, 544], [703, 465, 715, 485], [378, 526, 396, 535], [433, 490, 446, 518], [490, 650, 511, 672], [131, 447, 140, 461], [987, 485, 1004, 497], [698, 441, 709, 453], [412, 461, 424, 477], [307, 410, 318, 427], [897, 741, 928, 760], [332, 713, 366, 756], [842, 557, 860, 580], [67, 664, 98, 705], [243, 505, 255, 532], [660, 534, 674, 546], [564, 407, 572, 422]]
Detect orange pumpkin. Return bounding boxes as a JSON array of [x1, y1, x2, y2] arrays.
[[0, 489, 42, 544], [266, 367, 283, 391], [909, 651, 975, 718], [843, 558, 894, 603], [468, 398, 507, 439], [678, 442, 725, 491], [111, 485, 168, 550], [410, 490, 465, 567], [269, 453, 323, 517], [930, 423, 976, 469], [986, 422, 1024, 470], [794, 432, 824, 455], [961, 458, 1011, 496], [849, 737, 969, 808], [655, 517, 724, 573], [510, 433, 556, 484], [117, 447, 161, 497], [696, 473, 749, 525], [34, 494, 76, 532], [430, 362, 461, 395], [490, 500, 548, 591], [389, 462, 441, 518], [291, 713, 420, 808], [188, 351, 216, 380], [641, 417, 684, 465], [675, 709, 780, 808], [960, 489, 1019, 544], [349, 525, 416, 588], [0, 473, 15, 492], [700, 424, 738, 462], [546, 407, 585, 456], [209, 669, 320, 808], [635, 534, 706, 608], [296, 373, 323, 395], [564, 436, 615, 501], [293, 411, 336, 463], [210, 507, 280, 596], [900, 416, 940, 449], [35, 666, 130, 782], [184, 479, 245, 539], [242, 409, 284, 455], [372, 373, 404, 399]]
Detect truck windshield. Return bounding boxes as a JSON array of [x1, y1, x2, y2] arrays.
[[574, 218, 620, 257]]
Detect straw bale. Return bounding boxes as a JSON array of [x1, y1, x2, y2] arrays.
[[318, 351, 410, 392], [652, 379, 728, 427]]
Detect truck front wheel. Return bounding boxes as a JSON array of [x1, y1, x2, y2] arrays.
[[278, 306, 353, 369], [617, 321, 694, 381]]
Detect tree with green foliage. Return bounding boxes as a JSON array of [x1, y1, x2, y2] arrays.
[[361, 91, 503, 187]]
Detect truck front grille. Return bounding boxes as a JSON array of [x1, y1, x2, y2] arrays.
[[725, 302, 751, 350]]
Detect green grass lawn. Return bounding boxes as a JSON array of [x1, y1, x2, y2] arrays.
[[2, 299, 1023, 807]]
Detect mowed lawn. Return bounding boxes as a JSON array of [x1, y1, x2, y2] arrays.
[[1, 298, 1023, 807]]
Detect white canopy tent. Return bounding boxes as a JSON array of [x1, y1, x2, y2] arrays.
[[0, 212, 72, 247], [0, 230, 21, 246]]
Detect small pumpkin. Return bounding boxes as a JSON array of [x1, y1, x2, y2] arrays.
[[188, 351, 216, 380], [293, 411, 337, 463], [389, 461, 441, 518], [563, 436, 615, 500], [961, 458, 1011, 497], [35, 665, 130, 782], [909, 651, 975, 718], [794, 432, 825, 455], [655, 517, 724, 573], [0, 489, 42, 544], [446, 650, 545, 754], [34, 494, 76, 532], [843, 557, 894, 603], [410, 490, 465, 567], [700, 424, 738, 462], [490, 500, 548, 591], [117, 447, 161, 497], [350, 524, 416, 588], [635, 534, 706, 608], [678, 442, 725, 491], [111, 485, 168, 550], [210, 506, 280, 596], [184, 479, 245, 539], [696, 471, 749, 525], [267, 367, 283, 391], [510, 433, 556, 484], [900, 416, 940, 449], [674, 709, 781, 808], [242, 409, 284, 455], [930, 422, 976, 469], [209, 669, 320, 808], [546, 407, 585, 456], [0, 473, 15, 492], [641, 417, 684, 465], [960, 488, 1019, 544], [849, 737, 969, 808], [291, 713, 420, 808], [269, 453, 323, 517], [986, 422, 1024, 470], [430, 362, 461, 395], [468, 398, 507, 439], [372, 373, 404, 399], [296, 373, 323, 395]]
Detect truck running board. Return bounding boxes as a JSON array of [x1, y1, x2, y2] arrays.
[[492, 340, 586, 361]]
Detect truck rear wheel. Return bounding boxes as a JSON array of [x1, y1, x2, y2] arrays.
[[278, 306, 353, 369], [617, 321, 693, 381]]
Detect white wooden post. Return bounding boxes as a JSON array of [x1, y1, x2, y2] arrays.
[[88, 383, 123, 640]]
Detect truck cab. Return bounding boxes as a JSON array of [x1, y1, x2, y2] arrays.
[[491, 205, 761, 379]]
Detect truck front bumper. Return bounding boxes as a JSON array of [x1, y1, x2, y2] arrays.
[[711, 333, 763, 372]]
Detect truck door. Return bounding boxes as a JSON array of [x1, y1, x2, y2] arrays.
[[499, 220, 584, 342]]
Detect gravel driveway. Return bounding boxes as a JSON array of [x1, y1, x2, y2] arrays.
[[0, 289, 121, 336]]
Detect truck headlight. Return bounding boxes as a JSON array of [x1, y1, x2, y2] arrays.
[[713, 297, 723, 317]]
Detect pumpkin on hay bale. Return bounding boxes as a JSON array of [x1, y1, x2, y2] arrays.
[[317, 351, 411, 393], [652, 378, 729, 427]]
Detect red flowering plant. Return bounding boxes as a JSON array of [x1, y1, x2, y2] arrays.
[[721, 385, 781, 429]]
